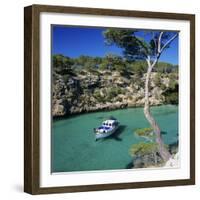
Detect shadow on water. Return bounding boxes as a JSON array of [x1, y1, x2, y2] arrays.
[[161, 131, 168, 135], [168, 141, 179, 154], [125, 161, 134, 169], [104, 125, 126, 142]]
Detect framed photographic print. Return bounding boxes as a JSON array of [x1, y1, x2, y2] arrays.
[[24, 4, 195, 194]]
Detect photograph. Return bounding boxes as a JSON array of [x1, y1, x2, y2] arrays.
[[24, 4, 195, 194], [51, 25, 179, 173]]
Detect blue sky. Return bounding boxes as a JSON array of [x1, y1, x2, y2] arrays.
[[52, 26, 178, 65]]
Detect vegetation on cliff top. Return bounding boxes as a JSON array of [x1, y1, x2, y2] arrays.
[[53, 54, 178, 76]]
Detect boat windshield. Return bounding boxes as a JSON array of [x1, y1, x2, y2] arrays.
[[102, 121, 117, 127]]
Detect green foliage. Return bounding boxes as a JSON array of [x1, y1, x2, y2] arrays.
[[94, 86, 125, 103], [135, 127, 154, 137], [106, 86, 124, 101], [73, 55, 102, 71], [128, 61, 176, 77], [129, 142, 158, 157], [62, 74, 70, 84], [153, 73, 167, 91], [103, 29, 149, 60], [155, 62, 175, 73], [98, 54, 128, 74], [133, 75, 144, 88], [168, 80, 177, 90], [99, 62, 108, 70], [129, 61, 147, 76], [163, 75, 178, 104], [104, 29, 177, 63], [160, 83, 166, 91], [114, 64, 127, 73], [154, 73, 161, 86], [165, 91, 178, 104], [104, 29, 134, 46], [93, 90, 105, 103], [53, 54, 177, 78], [53, 54, 74, 75]]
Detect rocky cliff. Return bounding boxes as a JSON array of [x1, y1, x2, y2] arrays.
[[52, 69, 178, 117]]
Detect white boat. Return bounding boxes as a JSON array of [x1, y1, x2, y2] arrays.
[[94, 117, 119, 141]]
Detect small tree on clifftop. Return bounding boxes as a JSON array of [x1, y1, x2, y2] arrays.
[[104, 29, 178, 161]]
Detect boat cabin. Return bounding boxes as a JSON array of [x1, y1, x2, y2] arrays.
[[102, 120, 117, 127]]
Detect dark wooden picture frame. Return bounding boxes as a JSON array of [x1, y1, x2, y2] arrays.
[[24, 4, 195, 195]]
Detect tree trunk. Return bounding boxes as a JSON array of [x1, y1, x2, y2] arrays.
[[154, 152, 158, 165], [144, 62, 171, 162]]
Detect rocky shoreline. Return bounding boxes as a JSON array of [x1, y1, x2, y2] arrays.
[[130, 142, 179, 169]]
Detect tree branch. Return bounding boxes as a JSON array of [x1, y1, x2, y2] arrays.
[[151, 32, 157, 56], [159, 33, 178, 54], [158, 32, 163, 53], [152, 57, 158, 67]]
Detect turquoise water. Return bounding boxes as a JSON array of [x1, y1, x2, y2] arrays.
[[52, 105, 178, 172]]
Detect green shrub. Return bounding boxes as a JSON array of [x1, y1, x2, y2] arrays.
[[168, 80, 177, 90], [129, 142, 158, 157], [163, 81, 178, 104], [62, 74, 70, 84], [154, 73, 161, 86], [99, 63, 108, 70], [106, 87, 124, 101], [114, 64, 127, 73], [165, 92, 178, 104], [53, 54, 74, 75], [93, 90, 106, 103], [135, 127, 154, 137], [134, 75, 144, 88], [129, 61, 147, 76], [160, 83, 166, 91]]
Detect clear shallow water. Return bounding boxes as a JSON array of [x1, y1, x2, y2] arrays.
[[52, 105, 178, 172]]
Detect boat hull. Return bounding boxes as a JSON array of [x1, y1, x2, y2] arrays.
[[95, 125, 119, 140]]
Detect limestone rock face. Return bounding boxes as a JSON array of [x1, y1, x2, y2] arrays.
[[52, 70, 178, 117], [52, 104, 65, 116]]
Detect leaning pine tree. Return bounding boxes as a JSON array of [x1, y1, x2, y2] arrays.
[[104, 29, 178, 161]]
